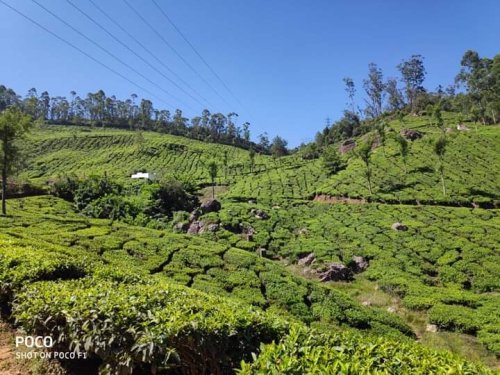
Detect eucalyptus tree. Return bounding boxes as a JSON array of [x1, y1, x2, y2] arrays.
[[357, 139, 374, 195], [270, 136, 288, 157], [343, 77, 356, 114], [385, 78, 405, 112], [242, 122, 251, 143], [376, 120, 388, 156], [207, 160, 218, 199], [396, 134, 409, 176], [363, 63, 385, 118], [434, 136, 448, 196], [248, 147, 256, 173], [398, 55, 426, 114]]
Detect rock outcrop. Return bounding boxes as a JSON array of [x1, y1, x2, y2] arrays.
[[391, 222, 408, 231], [200, 199, 221, 213], [298, 253, 315, 267], [400, 128, 423, 141], [350, 255, 369, 273], [339, 139, 356, 154], [319, 263, 353, 282], [251, 209, 269, 220]]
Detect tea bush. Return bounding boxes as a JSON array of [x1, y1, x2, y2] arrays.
[[238, 325, 493, 374]]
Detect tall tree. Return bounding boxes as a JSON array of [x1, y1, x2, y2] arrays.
[[385, 78, 405, 112], [0, 85, 20, 111], [258, 133, 270, 151], [398, 55, 426, 114], [322, 145, 345, 175], [24, 88, 39, 119], [363, 63, 385, 118], [270, 136, 288, 157], [0, 107, 32, 215], [242, 122, 251, 143], [357, 139, 374, 195], [456, 50, 499, 124], [395, 134, 409, 176], [207, 161, 218, 199], [434, 136, 447, 196], [343, 77, 356, 114], [139, 99, 153, 129], [248, 148, 256, 173]]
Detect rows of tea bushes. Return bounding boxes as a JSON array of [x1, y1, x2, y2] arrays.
[[0, 196, 412, 338], [239, 326, 492, 374], [21, 127, 273, 185], [197, 199, 500, 355], [317, 116, 499, 205], [0, 197, 494, 373], [14, 278, 289, 374], [20, 115, 500, 207], [22, 126, 332, 202], [225, 158, 328, 200]]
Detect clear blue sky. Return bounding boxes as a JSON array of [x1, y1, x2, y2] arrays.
[[1, 0, 499, 146]]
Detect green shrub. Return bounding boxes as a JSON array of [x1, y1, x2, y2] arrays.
[[144, 178, 198, 218], [238, 325, 492, 374], [428, 304, 479, 334], [13, 278, 289, 375]]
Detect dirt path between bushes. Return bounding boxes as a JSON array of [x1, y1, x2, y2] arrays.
[[0, 322, 24, 375], [312, 194, 497, 209]]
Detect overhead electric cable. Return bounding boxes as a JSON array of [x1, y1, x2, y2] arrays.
[[122, 0, 232, 107], [151, 0, 246, 109], [66, 0, 209, 107], [0, 0, 171, 107], [87, 0, 212, 109], [30, 0, 193, 109]]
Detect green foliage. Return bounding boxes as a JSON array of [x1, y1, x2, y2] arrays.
[[14, 278, 289, 374], [145, 178, 198, 218], [0, 239, 89, 303], [0, 106, 33, 214], [318, 113, 499, 203], [73, 174, 122, 211], [395, 134, 409, 174], [321, 145, 346, 175], [429, 304, 480, 334], [356, 138, 374, 194], [238, 325, 492, 374], [434, 136, 447, 158], [2, 101, 499, 372]]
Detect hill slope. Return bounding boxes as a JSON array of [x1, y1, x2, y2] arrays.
[[0, 196, 494, 373], [2, 115, 499, 372]]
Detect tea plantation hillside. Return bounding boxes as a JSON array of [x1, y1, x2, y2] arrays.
[[17, 113, 500, 206], [19, 126, 292, 188], [1, 114, 499, 373], [199, 200, 499, 358], [1, 196, 493, 373], [316, 113, 499, 206]]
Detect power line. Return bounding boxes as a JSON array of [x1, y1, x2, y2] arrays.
[[87, 0, 211, 110], [0, 0, 171, 107], [151, 0, 246, 109], [30, 0, 193, 110], [122, 0, 232, 108], [66, 0, 210, 108]]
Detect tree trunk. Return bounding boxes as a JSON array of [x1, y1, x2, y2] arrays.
[[441, 173, 446, 197], [1, 165, 6, 216]]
